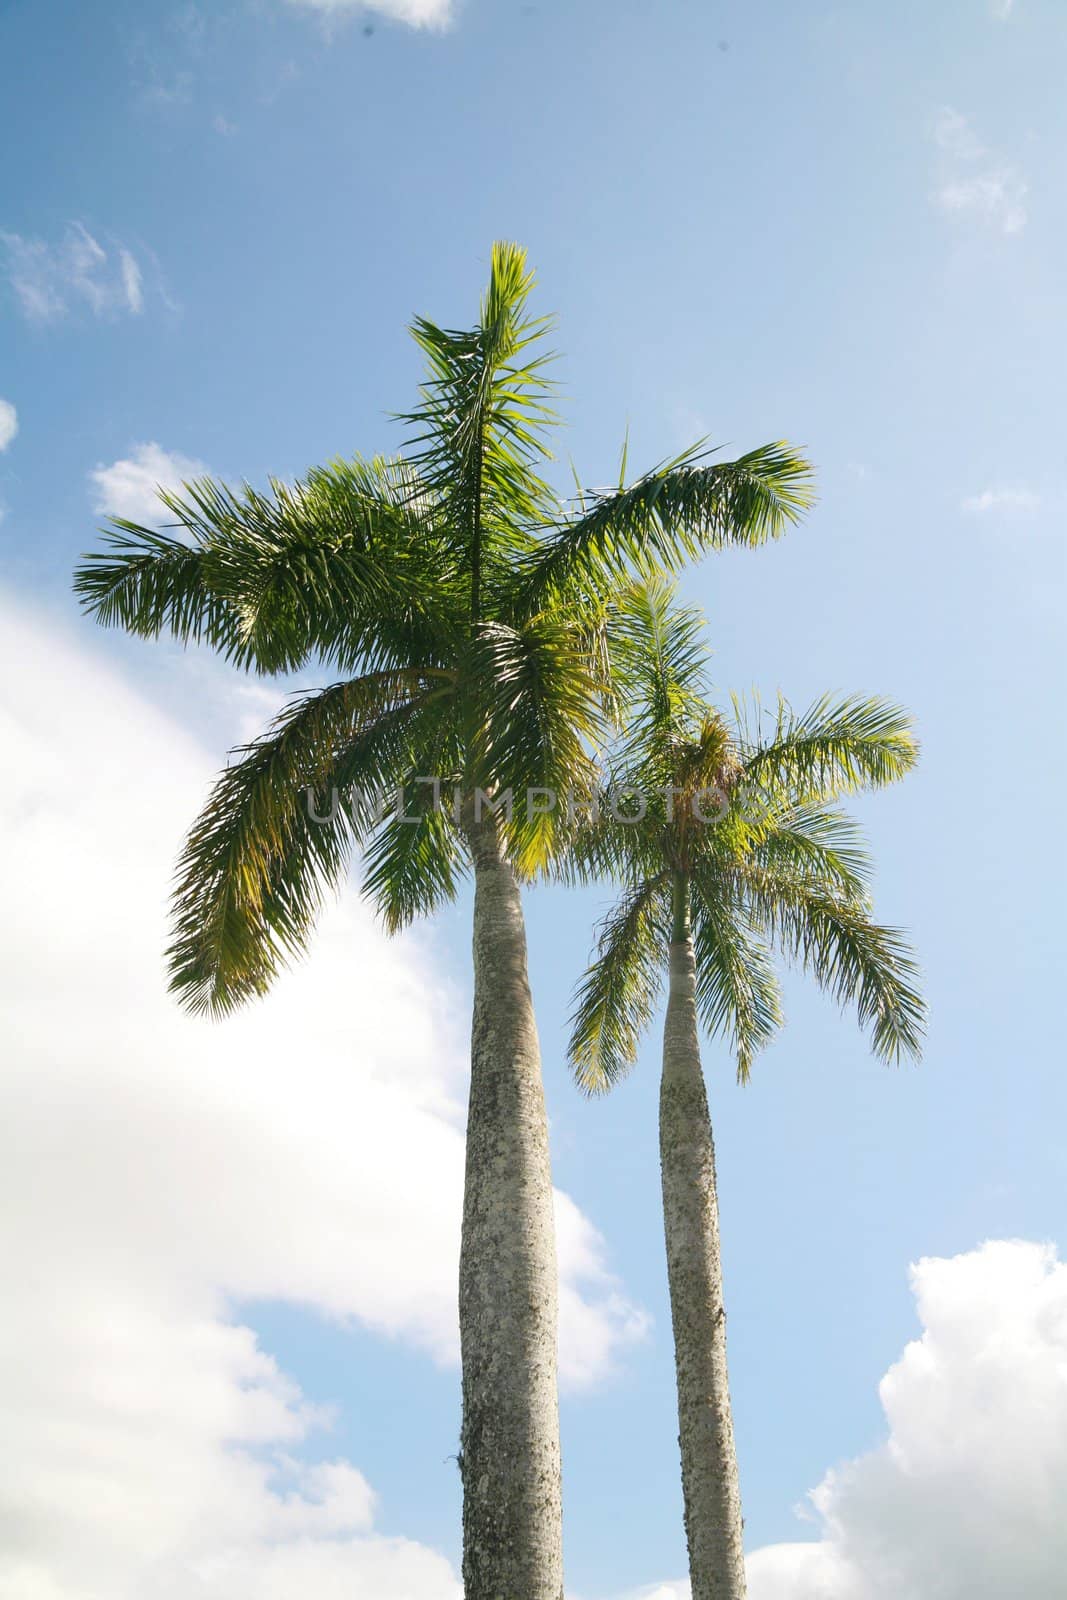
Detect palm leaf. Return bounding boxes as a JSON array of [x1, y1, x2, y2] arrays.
[[745, 801, 873, 903], [518, 442, 815, 611], [168, 671, 451, 1014], [609, 576, 708, 766], [400, 241, 558, 617], [568, 876, 670, 1092], [466, 615, 601, 874], [690, 877, 784, 1082], [738, 693, 918, 800], [739, 866, 925, 1062], [75, 456, 459, 675]]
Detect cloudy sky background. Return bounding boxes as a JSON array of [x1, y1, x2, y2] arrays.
[[2, 1, 1066, 1596]]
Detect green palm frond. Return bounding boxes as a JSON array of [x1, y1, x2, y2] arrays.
[[362, 782, 465, 933], [738, 693, 919, 800], [168, 671, 450, 1014], [73, 521, 252, 660], [400, 241, 558, 616], [360, 694, 467, 930], [518, 442, 815, 611], [75, 456, 458, 675], [553, 799, 664, 888], [610, 576, 708, 764], [739, 866, 925, 1062], [690, 879, 784, 1082], [747, 801, 873, 903], [571, 594, 622, 730], [568, 876, 670, 1092], [467, 615, 601, 875]]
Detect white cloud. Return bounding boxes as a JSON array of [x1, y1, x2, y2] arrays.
[[1, 223, 146, 323], [931, 108, 1028, 235], [0, 397, 16, 452], [933, 107, 985, 162], [990, 0, 1014, 17], [0, 593, 643, 1597], [937, 171, 1028, 234], [613, 1587, 690, 1600], [90, 441, 210, 525], [746, 1241, 1067, 1599], [285, 0, 454, 27], [119, 248, 144, 314], [962, 485, 1040, 513], [627, 1242, 1067, 1600]]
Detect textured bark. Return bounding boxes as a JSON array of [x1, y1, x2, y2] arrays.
[[661, 930, 747, 1600], [459, 812, 563, 1600]]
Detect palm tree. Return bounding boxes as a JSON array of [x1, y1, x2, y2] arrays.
[[73, 246, 814, 1600], [566, 580, 924, 1600]]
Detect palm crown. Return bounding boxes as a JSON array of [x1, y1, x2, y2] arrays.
[[567, 579, 926, 1086], [75, 243, 814, 1018]]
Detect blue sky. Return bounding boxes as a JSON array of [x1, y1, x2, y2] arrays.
[[2, 2, 1067, 1597]]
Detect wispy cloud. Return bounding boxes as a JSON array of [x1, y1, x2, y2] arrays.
[[990, 0, 1014, 18], [285, 0, 454, 27], [125, 6, 205, 108], [931, 108, 1028, 235], [1, 223, 146, 323], [933, 107, 986, 162], [119, 249, 144, 314], [939, 172, 1028, 234], [90, 442, 210, 526], [0, 399, 17, 453], [962, 485, 1040, 514]]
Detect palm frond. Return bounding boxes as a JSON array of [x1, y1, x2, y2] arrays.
[[73, 522, 251, 660], [518, 442, 815, 612], [739, 867, 926, 1063], [551, 796, 664, 889], [400, 241, 558, 611], [747, 801, 873, 902], [738, 693, 919, 801], [362, 781, 466, 933], [75, 456, 459, 675], [466, 615, 602, 875], [690, 878, 784, 1082], [609, 576, 708, 765], [568, 876, 670, 1092], [167, 671, 450, 1014]]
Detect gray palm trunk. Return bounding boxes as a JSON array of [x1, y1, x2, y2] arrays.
[[660, 884, 747, 1600], [459, 812, 564, 1600]]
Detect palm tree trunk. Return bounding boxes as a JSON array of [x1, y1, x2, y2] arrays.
[[459, 810, 563, 1600], [660, 876, 747, 1600]]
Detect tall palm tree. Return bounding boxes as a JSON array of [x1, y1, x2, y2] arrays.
[[73, 247, 814, 1600], [566, 581, 924, 1600]]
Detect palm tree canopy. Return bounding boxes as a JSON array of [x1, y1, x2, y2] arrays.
[[74, 244, 814, 1017], [567, 579, 925, 1090]]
